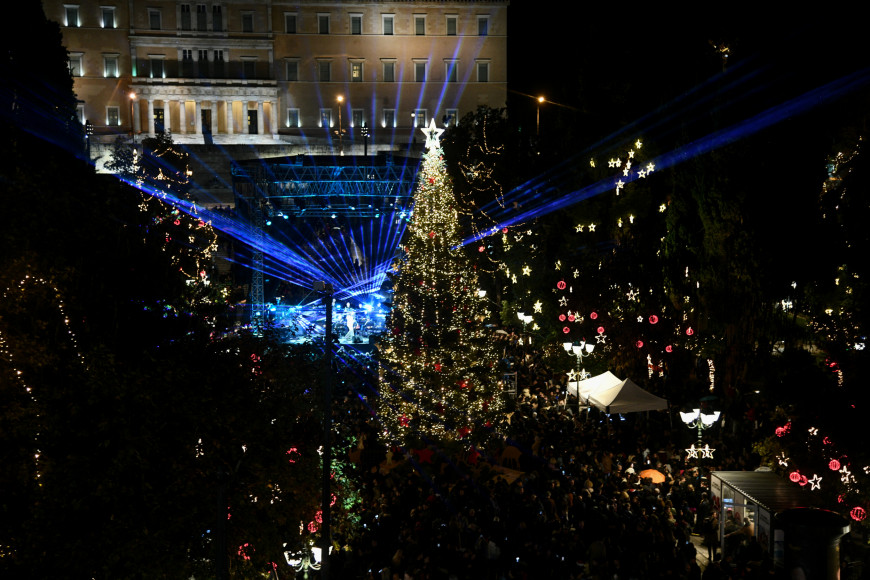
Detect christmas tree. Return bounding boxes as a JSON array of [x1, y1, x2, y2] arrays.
[[379, 120, 504, 446]]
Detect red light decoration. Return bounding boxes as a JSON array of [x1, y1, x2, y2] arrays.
[[636, 340, 644, 348], [568, 314, 575, 322], [315, 510, 323, 523], [562, 327, 570, 334], [308, 520, 318, 533], [686, 327, 694, 336], [557, 280, 567, 290], [173, 219, 181, 226], [478, 246, 485, 252], [597, 326, 605, 334], [502, 227, 508, 233], [649, 315, 659, 324], [590, 312, 598, 320], [428, 231, 436, 238], [851, 507, 867, 522], [665, 345, 673, 353], [775, 427, 785, 437], [829, 459, 841, 471], [839, 495, 845, 504], [799, 475, 808, 486], [400, 415, 410, 427], [789, 471, 801, 483], [559, 314, 566, 322], [286, 448, 300, 464], [238, 543, 253, 561]]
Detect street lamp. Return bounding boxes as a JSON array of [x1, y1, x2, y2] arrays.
[[285, 543, 330, 579], [516, 311, 533, 347], [680, 408, 720, 459], [336, 95, 344, 155], [129, 91, 137, 142], [536, 95, 544, 137], [360, 122, 369, 156], [562, 340, 594, 370]]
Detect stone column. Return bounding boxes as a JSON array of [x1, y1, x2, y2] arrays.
[[147, 99, 155, 134], [226, 99, 234, 134], [211, 103, 218, 135], [132, 99, 140, 135], [194, 100, 202, 135], [269, 100, 278, 135], [257, 100, 264, 135], [178, 100, 186, 134], [163, 100, 170, 132]]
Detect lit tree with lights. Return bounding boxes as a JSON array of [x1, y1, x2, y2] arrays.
[[379, 120, 505, 446]]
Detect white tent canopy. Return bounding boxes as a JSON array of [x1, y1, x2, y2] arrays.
[[589, 377, 668, 413], [567, 371, 668, 414]]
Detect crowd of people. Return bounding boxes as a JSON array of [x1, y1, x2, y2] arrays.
[[319, 330, 798, 579]]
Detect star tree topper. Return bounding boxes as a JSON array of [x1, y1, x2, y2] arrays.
[[421, 118, 445, 150]]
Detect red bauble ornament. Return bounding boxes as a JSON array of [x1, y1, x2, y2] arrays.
[[568, 314, 575, 322], [502, 227, 508, 233], [799, 475, 808, 486], [851, 507, 867, 522], [478, 246, 485, 252], [562, 326, 570, 334], [636, 340, 644, 348], [559, 314, 566, 322], [597, 326, 605, 334], [665, 345, 673, 353], [829, 459, 841, 471], [590, 312, 598, 320], [649, 315, 659, 324], [686, 327, 694, 336], [557, 280, 567, 290], [789, 471, 801, 483], [429, 231, 436, 238]]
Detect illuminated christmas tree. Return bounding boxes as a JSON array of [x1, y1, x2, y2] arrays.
[[379, 120, 504, 446]]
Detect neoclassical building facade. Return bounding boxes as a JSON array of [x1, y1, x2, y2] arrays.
[[43, 0, 508, 148]]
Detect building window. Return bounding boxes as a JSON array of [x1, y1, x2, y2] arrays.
[[286, 61, 298, 81], [382, 15, 393, 35], [242, 12, 254, 33], [285, 13, 297, 33], [103, 55, 119, 78], [478, 16, 489, 36], [149, 57, 164, 78], [350, 14, 361, 35], [413, 109, 427, 128], [287, 108, 300, 128], [76, 105, 85, 125], [444, 109, 459, 127], [213, 50, 224, 76], [180, 4, 191, 30], [320, 109, 332, 128], [352, 109, 363, 128], [196, 4, 207, 31], [64, 5, 79, 27], [242, 59, 256, 79], [382, 61, 395, 82], [318, 61, 331, 82], [445, 60, 458, 83], [182, 49, 194, 76], [383, 109, 395, 128], [212, 5, 223, 31], [148, 9, 161, 30], [350, 61, 363, 82], [107, 106, 120, 126], [196, 49, 208, 76], [446, 15, 457, 36], [414, 62, 426, 83], [414, 15, 425, 36], [477, 61, 489, 82], [69, 53, 83, 76], [101, 6, 115, 28], [318, 14, 329, 34]]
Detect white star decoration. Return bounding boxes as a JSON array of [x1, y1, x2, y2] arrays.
[[638, 169, 647, 178], [533, 301, 542, 313], [628, 150, 635, 159], [559, 296, 568, 307], [567, 369, 578, 381], [608, 158, 618, 168], [421, 118, 445, 149], [576, 224, 584, 232], [623, 168, 630, 176], [637, 316, 644, 323], [646, 162, 655, 172], [588, 224, 596, 232], [616, 180, 624, 188], [522, 265, 531, 276], [573, 269, 580, 278], [595, 333, 607, 344], [659, 204, 667, 213], [555, 260, 562, 270], [635, 140, 643, 149], [686, 444, 698, 458], [700, 444, 715, 458], [808, 474, 822, 490]]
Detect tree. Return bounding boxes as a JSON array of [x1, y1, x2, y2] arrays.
[[378, 120, 505, 447]]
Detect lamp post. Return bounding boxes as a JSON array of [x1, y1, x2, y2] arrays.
[[336, 95, 344, 155], [313, 280, 334, 579], [563, 340, 593, 412], [536, 95, 544, 137], [129, 91, 137, 142], [680, 408, 720, 459], [284, 543, 328, 579], [361, 123, 369, 156]]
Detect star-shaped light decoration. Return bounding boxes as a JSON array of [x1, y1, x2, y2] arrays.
[[616, 180, 624, 189], [625, 160, 632, 170], [559, 296, 568, 307], [589, 158, 596, 167], [777, 453, 789, 467], [522, 265, 531, 276], [511, 274, 517, 284], [573, 269, 580, 278], [700, 444, 715, 459], [533, 300, 543, 313], [808, 474, 822, 490], [636, 139, 643, 149], [646, 162, 655, 172], [608, 158, 618, 168], [623, 168, 630, 176], [628, 150, 635, 158], [579, 369, 591, 380], [686, 444, 699, 459], [808, 427, 818, 436], [576, 224, 584, 232], [555, 260, 562, 270], [637, 316, 644, 323], [627, 289, 639, 301], [567, 369, 578, 382], [421, 118, 445, 150], [840, 466, 855, 485], [638, 169, 647, 178], [659, 203, 667, 213], [595, 333, 607, 344], [588, 224, 596, 232]]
